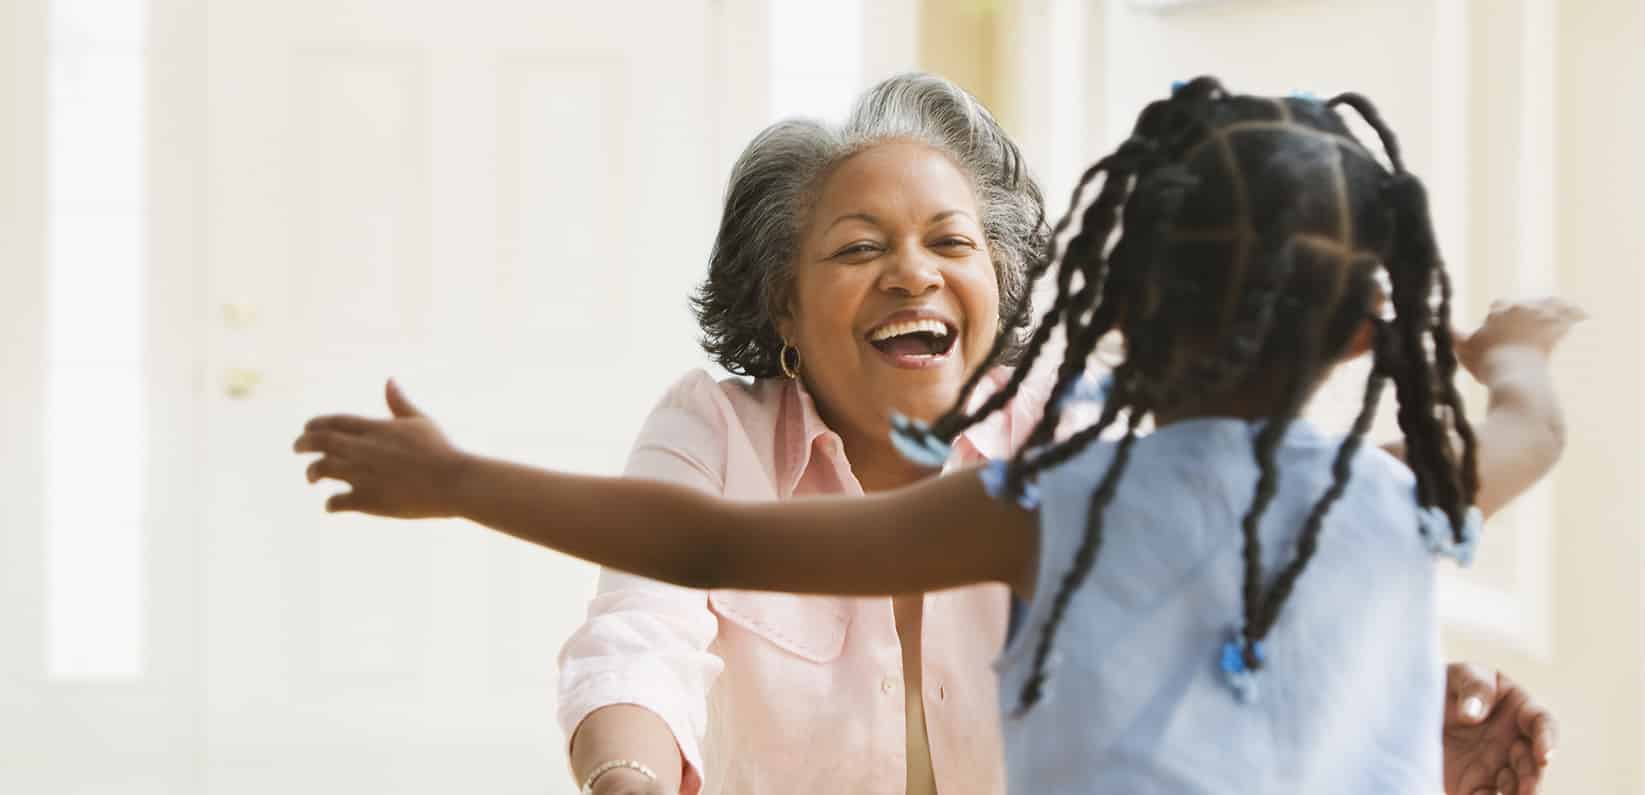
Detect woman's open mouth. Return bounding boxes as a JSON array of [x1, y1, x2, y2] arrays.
[[866, 317, 957, 369]]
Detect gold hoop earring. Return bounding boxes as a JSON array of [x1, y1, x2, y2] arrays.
[[779, 342, 801, 380]]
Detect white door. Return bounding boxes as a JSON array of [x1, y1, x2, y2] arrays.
[[186, 1, 746, 792], [4, 1, 907, 791]]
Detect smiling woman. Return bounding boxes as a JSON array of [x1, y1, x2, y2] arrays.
[[774, 141, 1007, 491], [558, 74, 1048, 795]]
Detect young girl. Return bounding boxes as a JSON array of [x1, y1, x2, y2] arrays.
[[294, 79, 1575, 792]]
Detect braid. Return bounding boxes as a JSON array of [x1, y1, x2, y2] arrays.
[[1329, 93, 1406, 172], [1011, 392, 1121, 481], [1332, 92, 1479, 537], [927, 159, 1109, 441], [1431, 268, 1482, 529], [1383, 175, 1473, 534], [1004, 202, 1189, 492], [1230, 243, 1346, 663], [1008, 119, 1219, 699], [931, 140, 1159, 443], [999, 215, 1122, 495], [1236, 410, 1290, 662], [1004, 165, 1197, 497], [1249, 310, 1390, 641], [1015, 399, 1146, 713]]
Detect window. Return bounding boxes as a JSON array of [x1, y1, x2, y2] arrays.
[[44, 0, 146, 677]]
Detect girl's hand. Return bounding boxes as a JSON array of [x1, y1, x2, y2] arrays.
[[1456, 298, 1586, 380], [292, 379, 467, 518]]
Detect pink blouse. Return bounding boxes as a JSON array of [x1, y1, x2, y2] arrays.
[[555, 368, 1047, 795]]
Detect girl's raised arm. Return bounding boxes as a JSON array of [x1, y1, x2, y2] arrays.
[[1380, 298, 1581, 517], [293, 380, 1040, 598]]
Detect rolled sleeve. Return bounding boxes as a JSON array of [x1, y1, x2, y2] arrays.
[[555, 371, 732, 794], [556, 574, 723, 793]]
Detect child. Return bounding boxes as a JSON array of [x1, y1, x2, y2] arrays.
[[294, 78, 1577, 792]]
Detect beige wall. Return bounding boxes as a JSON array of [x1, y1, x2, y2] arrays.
[[918, 0, 1002, 112], [921, 1, 1645, 791], [1445, 8, 1645, 794], [0, 0, 48, 699]]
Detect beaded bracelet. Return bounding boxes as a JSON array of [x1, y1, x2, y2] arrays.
[[580, 759, 657, 795]]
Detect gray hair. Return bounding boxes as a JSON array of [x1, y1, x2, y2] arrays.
[[691, 72, 1048, 378]]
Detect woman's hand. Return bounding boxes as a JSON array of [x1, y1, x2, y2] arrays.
[[1442, 662, 1558, 795], [292, 379, 468, 518], [1455, 298, 1585, 381]]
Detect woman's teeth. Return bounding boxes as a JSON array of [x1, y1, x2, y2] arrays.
[[867, 319, 956, 359], [869, 318, 950, 342]]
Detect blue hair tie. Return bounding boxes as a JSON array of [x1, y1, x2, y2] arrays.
[[1171, 80, 1187, 95], [1288, 89, 1318, 100], [1067, 371, 1114, 407], [888, 412, 952, 468], [978, 459, 1041, 511], [1417, 503, 1483, 566], [1218, 629, 1265, 704]]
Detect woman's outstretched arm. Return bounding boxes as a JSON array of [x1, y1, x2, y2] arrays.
[[293, 380, 1039, 598]]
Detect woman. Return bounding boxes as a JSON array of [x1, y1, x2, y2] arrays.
[[549, 74, 1558, 795], [559, 73, 1044, 795]]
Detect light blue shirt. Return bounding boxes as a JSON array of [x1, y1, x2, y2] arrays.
[[995, 417, 1442, 794]]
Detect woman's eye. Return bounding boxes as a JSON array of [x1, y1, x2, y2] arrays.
[[934, 237, 977, 250], [835, 243, 880, 258]]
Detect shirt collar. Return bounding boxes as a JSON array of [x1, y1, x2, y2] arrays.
[[772, 372, 1029, 497]]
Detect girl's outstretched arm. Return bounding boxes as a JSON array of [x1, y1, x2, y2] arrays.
[[293, 380, 1039, 598], [1381, 297, 1583, 518]]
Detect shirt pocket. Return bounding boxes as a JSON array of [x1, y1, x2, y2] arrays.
[[708, 591, 850, 663]]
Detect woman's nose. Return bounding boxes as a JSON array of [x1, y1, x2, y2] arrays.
[[877, 248, 944, 296]]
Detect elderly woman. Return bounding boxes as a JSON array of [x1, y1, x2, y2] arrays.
[[549, 74, 1558, 795]]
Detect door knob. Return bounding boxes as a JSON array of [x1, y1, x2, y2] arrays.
[[224, 368, 262, 399], [223, 302, 257, 331]]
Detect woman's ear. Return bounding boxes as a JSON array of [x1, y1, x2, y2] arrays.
[[773, 308, 796, 346]]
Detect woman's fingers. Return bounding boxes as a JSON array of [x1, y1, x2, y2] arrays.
[[1510, 740, 1540, 794], [1446, 662, 1497, 725], [1533, 729, 1557, 766], [1517, 690, 1559, 765]]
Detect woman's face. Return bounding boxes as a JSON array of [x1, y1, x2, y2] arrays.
[[776, 141, 1000, 450]]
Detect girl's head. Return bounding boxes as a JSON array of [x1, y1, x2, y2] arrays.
[[1116, 88, 1401, 412], [692, 73, 1046, 448], [912, 77, 1479, 712]]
